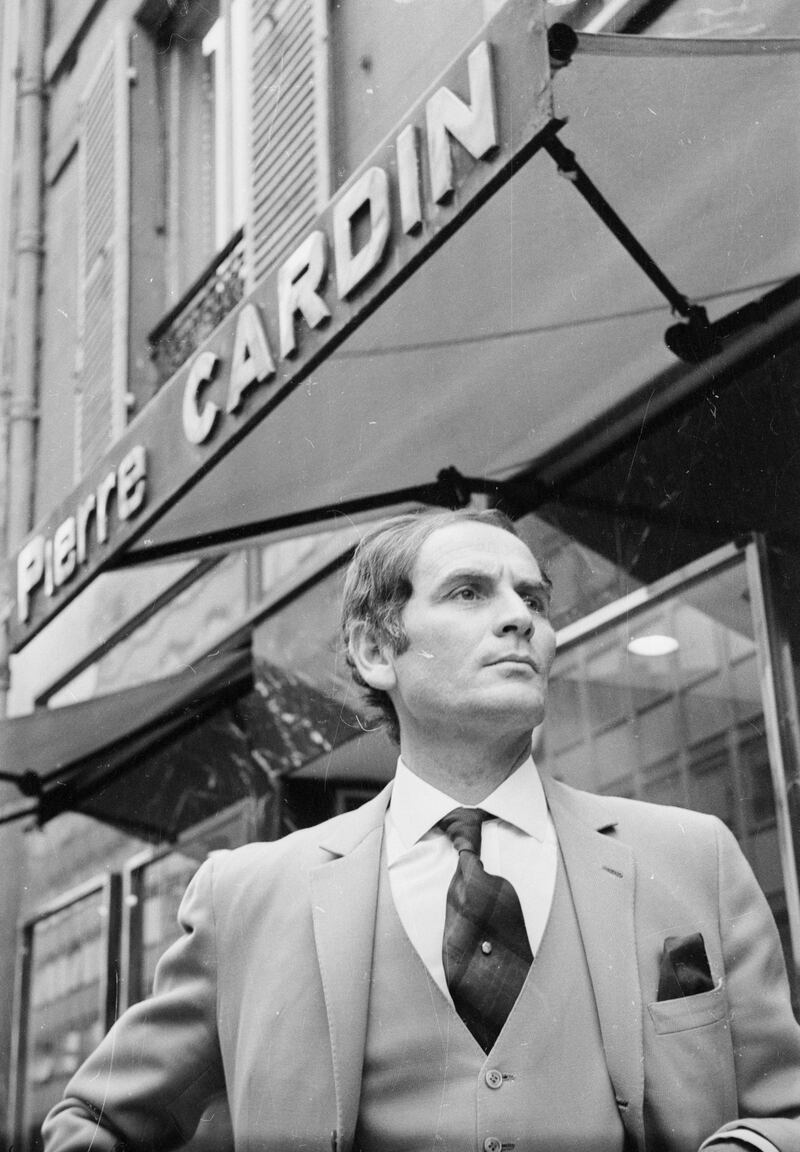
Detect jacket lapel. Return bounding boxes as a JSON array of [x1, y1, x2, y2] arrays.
[[310, 785, 392, 1152], [543, 776, 646, 1152]]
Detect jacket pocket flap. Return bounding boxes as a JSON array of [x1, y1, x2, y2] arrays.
[[647, 980, 727, 1034]]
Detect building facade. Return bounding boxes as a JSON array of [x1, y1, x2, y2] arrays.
[[1, 0, 799, 1147]]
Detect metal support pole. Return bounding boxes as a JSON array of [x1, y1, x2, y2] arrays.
[[746, 537, 800, 991], [544, 130, 703, 321], [7, 0, 45, 551]]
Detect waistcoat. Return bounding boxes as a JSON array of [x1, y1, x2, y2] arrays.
[[353, 850, 627, 1152]]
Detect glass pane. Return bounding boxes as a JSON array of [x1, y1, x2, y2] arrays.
[[7, 559, 197, 713], [166, 1, 221, 289], [45, 552, 248, 706], [639, 0, 800, 36], [127, 806, 258, 1004], [251, 553, 364, 786], [127, 843, 235, 1152], [21, 888, 108, 1150], [130, 853, 200, 1002], [552, 0, 800, 35], [230, 0, 249, 234], [537, 551, 797, 999], [202, 0, 249, 245]]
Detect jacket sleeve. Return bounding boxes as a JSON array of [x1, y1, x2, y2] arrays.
[[705, 819, 800, 1152], [42, 855, 227, 1152]]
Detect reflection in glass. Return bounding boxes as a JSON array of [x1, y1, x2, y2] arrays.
[[639, 0, 799, 37], [129, 853, 201, 1003], [20, 888, 109, 1151], [538, 552, 794, 994]]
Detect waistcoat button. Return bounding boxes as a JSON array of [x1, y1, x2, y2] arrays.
[[484, 1139, 503, 1152], [485, 1068, 503, 1089]]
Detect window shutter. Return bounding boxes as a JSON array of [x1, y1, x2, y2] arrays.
[[76, 28, 130, 477], [250, 0, 328, 283]]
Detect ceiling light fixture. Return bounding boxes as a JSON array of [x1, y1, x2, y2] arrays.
[[627, 634, 679, 657]]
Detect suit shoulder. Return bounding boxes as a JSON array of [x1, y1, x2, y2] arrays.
[[599, 791, 720, 833], [548, 776, 724, 843], [203, 787, 389, 887]]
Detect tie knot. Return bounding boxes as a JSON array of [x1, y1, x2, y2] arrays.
[[438, 807, 489, 856]]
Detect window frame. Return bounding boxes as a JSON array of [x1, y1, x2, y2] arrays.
[[9, 873, 122, 1150], [549, 535, 800, 981]]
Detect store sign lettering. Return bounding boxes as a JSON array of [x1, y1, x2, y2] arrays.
[[180, 41, 498, 448], [16, 446, 147, 623], [10, 0, 552, 647]]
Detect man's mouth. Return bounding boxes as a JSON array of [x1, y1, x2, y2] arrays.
[[491, 654, 538, 671]]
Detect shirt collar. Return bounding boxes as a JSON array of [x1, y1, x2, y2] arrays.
[[389, 754, 549, 851]]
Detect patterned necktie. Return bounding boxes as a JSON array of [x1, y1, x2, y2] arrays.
[[439, 807, 533, 1053]]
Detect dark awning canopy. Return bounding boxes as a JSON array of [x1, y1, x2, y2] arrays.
[[0, 650, 251, 834], [0, 647, 366, 839]]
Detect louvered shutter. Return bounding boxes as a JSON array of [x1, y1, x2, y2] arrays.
[[76, 28, 130, 477], [250, 0, 328, 283]]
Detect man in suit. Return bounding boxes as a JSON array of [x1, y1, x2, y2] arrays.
[[43, 508, 800, 1151]]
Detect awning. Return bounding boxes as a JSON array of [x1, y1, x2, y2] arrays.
[[124, 33, 800, 560], [0, 649, 251, 835], [0, 646, 368, 838]]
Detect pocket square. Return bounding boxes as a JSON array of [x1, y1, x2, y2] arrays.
[[657, 932, 714, 1001]]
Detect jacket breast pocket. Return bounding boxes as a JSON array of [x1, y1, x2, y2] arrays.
[[643, 979, 736, 1146], [647, 979, 728, 1035]]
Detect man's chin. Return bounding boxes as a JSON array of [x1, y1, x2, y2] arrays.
[[470, 689, 545, 732]]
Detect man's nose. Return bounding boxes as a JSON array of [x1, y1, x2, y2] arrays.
[[497, 591, 534, 636]]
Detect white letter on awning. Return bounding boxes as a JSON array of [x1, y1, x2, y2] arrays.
[[17, 537, 45, 623], [334, 167, 391, 299], [426, 40, 497, 205], [226, 303, 276, 413], [278, 231, 331, 359], [183, 351, 221, 445], [53, 518, 77, 588], [396, 126, 422, 235], [117, 445, 147, 520]]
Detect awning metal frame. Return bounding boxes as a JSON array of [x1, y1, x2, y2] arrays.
[[542, 126, 714, 358], [546, 26, 776, 362]]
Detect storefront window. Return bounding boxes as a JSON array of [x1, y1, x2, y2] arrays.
[[29, 551, 249, 709], [12, 878, 118, 1152], [122, 812, 249, 1152], [7, 559, 198, 714], [123, 802, 259, 1006], [536, 543, 798, 1002], [126, 851, 200, 1004]]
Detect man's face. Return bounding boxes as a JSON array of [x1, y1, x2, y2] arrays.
[[384, 521, 557, 743]]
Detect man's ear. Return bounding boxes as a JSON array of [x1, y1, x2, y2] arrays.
[[348, 621, 398, 692]]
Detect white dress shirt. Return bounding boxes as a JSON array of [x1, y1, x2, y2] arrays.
[[385, 755, 558, 1001]]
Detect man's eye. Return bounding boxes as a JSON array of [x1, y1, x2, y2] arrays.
[[452, 587, 478, 601], [524, 594, 549, 614]]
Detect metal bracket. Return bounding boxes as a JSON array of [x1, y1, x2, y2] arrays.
[[543, 123, 716, 361]]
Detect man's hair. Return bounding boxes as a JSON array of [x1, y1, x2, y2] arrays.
[[341, 507, 523, 744]]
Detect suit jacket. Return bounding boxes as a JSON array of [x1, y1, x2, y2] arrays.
[[42, 776, 800, 1152]]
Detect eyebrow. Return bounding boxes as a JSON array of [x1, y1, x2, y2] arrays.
[[436, 568, 553, 596], [518, 576, 553, 597]]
